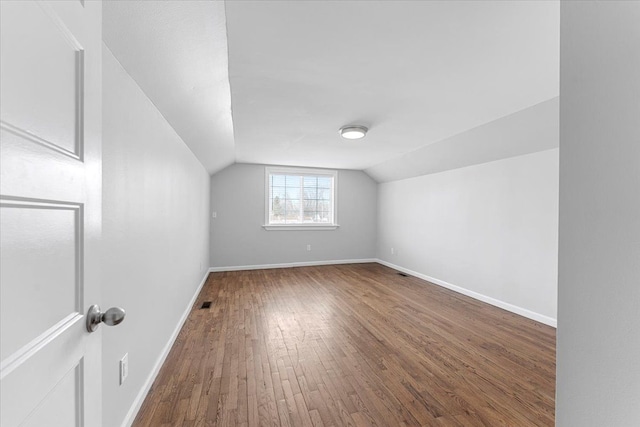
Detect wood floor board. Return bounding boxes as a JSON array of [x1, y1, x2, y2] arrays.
[[133, 263, 555, 427]]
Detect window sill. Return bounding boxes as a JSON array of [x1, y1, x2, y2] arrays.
[[262, 224, 340, 231]]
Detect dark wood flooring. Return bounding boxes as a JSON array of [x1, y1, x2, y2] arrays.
[[133, 263, 556, 426]]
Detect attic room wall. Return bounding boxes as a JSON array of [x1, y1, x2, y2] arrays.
[[209, 163, 377, 268], [557, 1, 640, 424], [377, 148, 559, 326], [102, 46, 211, 427]]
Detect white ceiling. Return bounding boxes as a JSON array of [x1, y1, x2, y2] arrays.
[[103, 0, 235, 174], [103, 1, 559, 176], [226, 0, 559, 171]]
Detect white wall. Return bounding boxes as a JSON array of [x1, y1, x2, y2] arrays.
[[210, 163, 376, 267], [377, 149, 559, 325], [557, 2, 640, 425], [102, 46, 211, 427]]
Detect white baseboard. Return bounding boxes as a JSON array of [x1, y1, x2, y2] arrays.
[[376, 259, 557, 328], [121, 270, 210, 427], [209, 258, 377, 272]]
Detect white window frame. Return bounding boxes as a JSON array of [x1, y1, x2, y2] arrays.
[[263, 166, 339, 231]]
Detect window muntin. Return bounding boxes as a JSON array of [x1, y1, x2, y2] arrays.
[[265, 168, 337, 227]]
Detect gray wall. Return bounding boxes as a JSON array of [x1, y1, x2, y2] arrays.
[[210, 163, 376, 267], [102, 46, 211, 427], [377, 149, 559, 325], [557, 1, 640, 425]]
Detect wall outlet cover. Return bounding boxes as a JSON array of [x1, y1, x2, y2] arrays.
[[120, 353, 129, 385]]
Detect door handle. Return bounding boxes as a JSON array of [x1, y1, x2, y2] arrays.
[[86, 304, 126, 332]]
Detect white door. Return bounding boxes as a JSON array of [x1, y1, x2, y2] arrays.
[[1, 1, 103, 426]]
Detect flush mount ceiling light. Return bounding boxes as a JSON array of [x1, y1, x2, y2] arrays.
[[339, 125, 368, 140]]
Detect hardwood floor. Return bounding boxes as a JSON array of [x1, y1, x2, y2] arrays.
[[133, 263, 556, 426]]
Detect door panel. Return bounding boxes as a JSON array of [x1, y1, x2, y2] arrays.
[[0, 200, 80, 360], [0, 1, 102, 426], [22, 362, 83, 427], [1, 321, 84, 426], [0, 1, 82, 156]]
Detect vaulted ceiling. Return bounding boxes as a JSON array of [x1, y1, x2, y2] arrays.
[[103, 0, 559, 177], [103, 0, 235, 174]]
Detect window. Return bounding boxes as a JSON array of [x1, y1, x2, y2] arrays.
[[264, 167, 338, 230]]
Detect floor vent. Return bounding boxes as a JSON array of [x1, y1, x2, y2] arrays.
[[397, 272, 409, 277], [200, 301, 212, 309]]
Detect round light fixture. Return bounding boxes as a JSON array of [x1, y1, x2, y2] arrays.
[[339, 125, 368, 140]]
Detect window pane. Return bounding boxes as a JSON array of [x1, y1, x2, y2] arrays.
[[285, 207, 300, 222], [303, 176, 317, 187], [317, 189, 330, 201], [271, 174, 286, 187], [271, 186, 286, 199], [317, 176, 332, 189], [285, 199, 300, 211], [271, 195, 285, 220], [285, 175, 300, 186], [284, 187, 300, 200], [303, 199, 317, 216], [303, 187, 317, 199]]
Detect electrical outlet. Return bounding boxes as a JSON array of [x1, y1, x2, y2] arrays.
[[212, 211, 217, 218], [391, 247, 395, 255], [120, 353, 129, 385], [306, 244, 311, 251]]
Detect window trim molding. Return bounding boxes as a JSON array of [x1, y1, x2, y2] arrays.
[[264, 166, 339, 230]]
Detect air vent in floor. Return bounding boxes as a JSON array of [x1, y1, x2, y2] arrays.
[[200, 301, 212, 309]]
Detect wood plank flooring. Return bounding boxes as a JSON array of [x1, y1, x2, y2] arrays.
[[133, 263, 556, 426]]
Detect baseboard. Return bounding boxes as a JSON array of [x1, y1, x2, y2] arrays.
[[209, 258, 377, 272], [376, 259, 557, 328], [120, 270, 210, 427]]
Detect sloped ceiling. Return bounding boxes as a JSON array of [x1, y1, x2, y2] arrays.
[[367, 97, 559, 183], [103, 1, 559, 177], [103, 1, 235, 174]]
